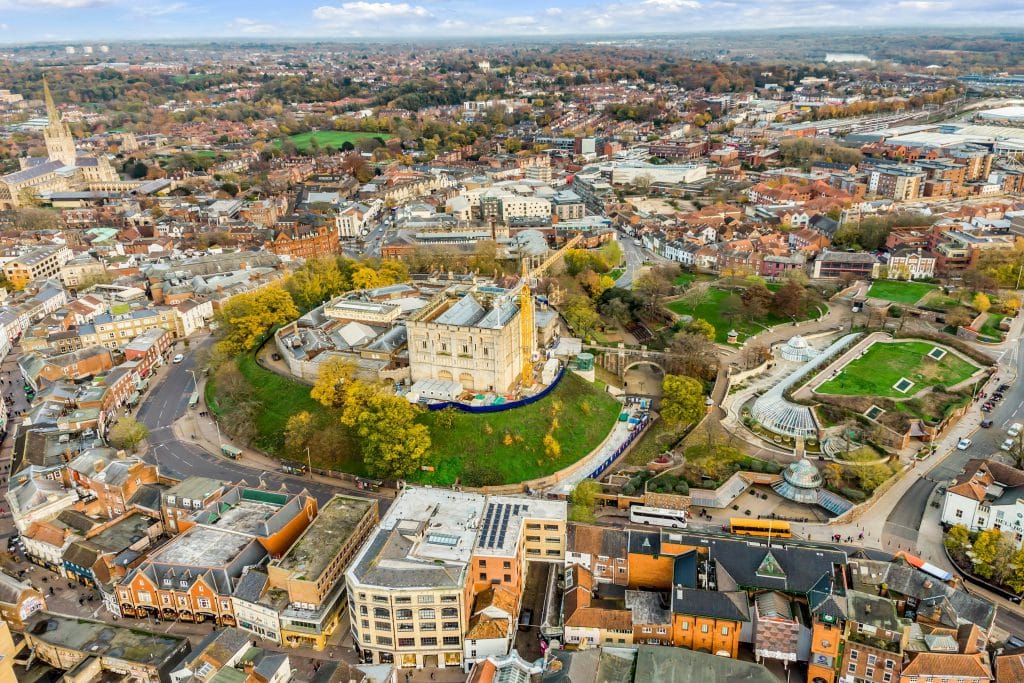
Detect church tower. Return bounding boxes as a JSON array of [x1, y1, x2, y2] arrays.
[[42, 80, 77, 166]]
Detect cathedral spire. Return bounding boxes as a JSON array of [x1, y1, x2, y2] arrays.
[[43, 79, 60, 125]]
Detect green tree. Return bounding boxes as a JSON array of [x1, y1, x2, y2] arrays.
[[686, 318, 716, 341], [108, 416, 150, 452], [563, 295, 600, 338], [660, 374, 705, 430], [568, 479, 601, 523], [772, 279, 807, 319], [310, 357, 356, 408], [341, 380, 431, 479], [285, 257, 347, 311]]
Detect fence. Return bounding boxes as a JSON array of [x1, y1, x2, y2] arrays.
[[425, 367, 567, 414], [587, 413, 651, 481]]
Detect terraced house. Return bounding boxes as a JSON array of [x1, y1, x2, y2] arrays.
[[116, 486, 317, 627]]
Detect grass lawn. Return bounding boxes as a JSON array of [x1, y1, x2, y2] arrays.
[[867, 280, 937, 305], [978, 313, 1007, 340], [276, 130, 395, 152], [211, 355, 366, 474], [815, 341, 979, 398], [918, 289, 960, 311], [609, 268, 625, 281], [665, 288, 819, 344], [625, 419, 683, 465], [414, 372, 621, 486]]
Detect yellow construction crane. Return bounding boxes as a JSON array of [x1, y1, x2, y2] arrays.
[[519, 232, 584, 389]]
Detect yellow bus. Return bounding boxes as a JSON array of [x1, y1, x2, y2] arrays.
[[727, 518, 792, 538]]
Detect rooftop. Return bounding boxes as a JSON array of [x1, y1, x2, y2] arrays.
[[149, 526, 254, 569], [25, 611, 187, 667], [273, 495, 375, 581]]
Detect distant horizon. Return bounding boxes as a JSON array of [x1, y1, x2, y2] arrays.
[[0, 0, 1022, 46]]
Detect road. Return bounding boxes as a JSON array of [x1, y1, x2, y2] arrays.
[[884, 334, 1024, 549], [135, 346, 344, 505], [615, 234, 652, 288]]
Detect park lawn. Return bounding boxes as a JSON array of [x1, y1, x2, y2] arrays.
[[277, 130, 395, 152], [215, 355, 366, 474], [978, 313, 1007, 340], [815, 341, 979, 398], [609, 268, 625, 280], [665, 287, 819, 344], [918, 289, 960, 311], [414, 372, 621, 486], [867, 280, 937, 305]]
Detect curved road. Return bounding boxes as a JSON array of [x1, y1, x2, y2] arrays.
[[136, 347, 353, 505]]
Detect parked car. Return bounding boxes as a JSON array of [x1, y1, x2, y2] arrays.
[[998, 383, 1012, 393], [172, 353, 184, 364], [991, 393, 1003, 401], [981, 419, 994, 428], [1010, 423, 1023, 438], [981, 403, 993, 412], [957, 438, 973, 450], [1002, 438, 1016, 451]]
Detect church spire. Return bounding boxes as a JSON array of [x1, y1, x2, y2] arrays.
[[43, 79, 60, 125]]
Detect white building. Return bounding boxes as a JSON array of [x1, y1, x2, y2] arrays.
[[941, 459, 1024, 546]]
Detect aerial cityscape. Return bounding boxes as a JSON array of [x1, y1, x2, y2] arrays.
[[1, 7, 1024, 683]]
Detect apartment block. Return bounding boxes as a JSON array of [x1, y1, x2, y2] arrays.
[[346, 487, 565, 670], [3, 245, 72, 289]]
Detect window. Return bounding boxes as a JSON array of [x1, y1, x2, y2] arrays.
[[418, 596, 434, 604], [421, 623, 436, 632], [868, 655, 877, 666], [376, 636, 392, 646], [373, 595, 389, 603], [700, 624, 709, 634], [479, 573, 487, 581], [395, 597, 411, 604], [361, 620, 369, 629], [398, 624, 413, 632], [478, 560, 486, 568], [504, 574, 511, 582], [373, 608, 390, 619], [955, 510, 964, 518], [441, 595, 457, 603], [443, 636, 459, 646], [375, 621, 390, 631], [865, 667, 875, 678], [721, 626, 729, 635], [883, 674, 892, 683], [526, 535, 541, 542], [360, 606, 368, 615], [544, 524, 560, 530], [441, 608, 458, 618], [419, 608, 436, 620], [681, 622, 689, 631], [421, 637, 437, 647], [502, 561, 511, 569], [443, 622, 459, 631], [398, 638, 415, 647], [197, 598, 211, 609], [848, 663, 856, 673], [396, 609, 412, 620], [885, 661, 894, 670], [850, 650, 858, 660], [526, 523, 541, 530], [642, 627, 652, 634]]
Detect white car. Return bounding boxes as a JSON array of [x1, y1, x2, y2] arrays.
[[1002, 438, 1016, 451], [956, 438, 972, 451], [172, 353, 185, 364], [1009, 423, 1023, 438]]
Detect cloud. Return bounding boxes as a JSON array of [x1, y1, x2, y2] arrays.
[[312, 1, 432, 23], [0, 22, 8, 29], [131, 2, 188, 17], [544, 7, 563, 15], [3, 0, 112, 6], [504, 15, 537, 26], [228, 17, 276, 34]]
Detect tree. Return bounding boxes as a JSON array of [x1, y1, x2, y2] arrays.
[[216, 287, 299, 354], [563, 295, 600, 338], [341, 380, 431, 479], [285, 257, 346, 311], [740, 283, 773, 320], [686, 318, 716, 341], [851, 462, 892, 493], [283, 411, 317, 460], [972, 292, 991, 314], [310, 357, 357, 408], [944, 524, 971, 558], [946, 307, 973, 329], [666, 332, 718, 381], [108, 416, 150, 451], [660, 374, 705, 430], [568, 479, 601, 523], [772, 280, 807, 319], [1003, 295, 1021, 316]]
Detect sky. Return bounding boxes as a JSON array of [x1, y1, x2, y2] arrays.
[[0, 0, 1021, 43]]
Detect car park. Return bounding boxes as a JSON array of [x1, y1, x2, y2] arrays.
[[957, 438, 972, 450]]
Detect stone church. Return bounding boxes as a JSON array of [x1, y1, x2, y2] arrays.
[[0, 80, 123, 210]]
